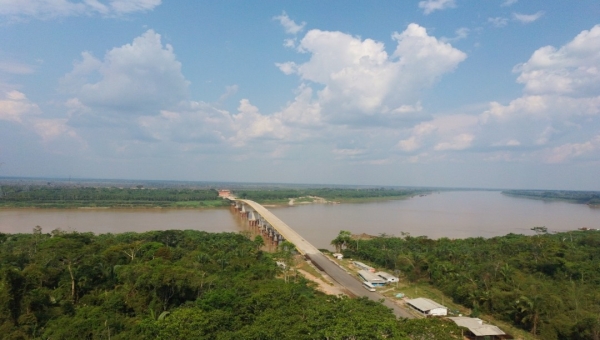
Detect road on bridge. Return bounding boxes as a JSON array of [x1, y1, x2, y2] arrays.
[[237, 199, 414, 319]]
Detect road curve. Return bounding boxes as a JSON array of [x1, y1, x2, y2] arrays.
[[234, 199, 413, 319]]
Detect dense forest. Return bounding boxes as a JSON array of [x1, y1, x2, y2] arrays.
[[503, 190, 600, 205], [0, 186, 227, 208], [337, 230, 600, 339], [0, 185, 427, 208], [0, 229, 465, 339], [233, 188, 425, 202]]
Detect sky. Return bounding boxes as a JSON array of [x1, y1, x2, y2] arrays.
[[1, 0, 599, 190]]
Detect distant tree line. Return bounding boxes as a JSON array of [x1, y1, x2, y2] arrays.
[[339, 229, 600, 339], [0, 229, 465, 339], [0, 186, 227, 208], [235, 188, 425, 202], [503, 190, 600, 205]]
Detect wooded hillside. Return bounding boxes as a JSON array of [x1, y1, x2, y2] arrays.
[[0, 229, 463, 339], [339, 230, 600, 339]]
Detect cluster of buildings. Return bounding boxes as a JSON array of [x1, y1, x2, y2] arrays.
[[352, 261, 399, 287], [404, 297, 510, 339], [347, 258, 510, 339]]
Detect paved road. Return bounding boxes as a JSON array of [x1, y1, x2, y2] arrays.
[[235, 199, 413, 319], [307, 252, 413, 319]]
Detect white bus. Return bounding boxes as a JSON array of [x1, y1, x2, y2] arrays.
[[362, 281, 376, 292]]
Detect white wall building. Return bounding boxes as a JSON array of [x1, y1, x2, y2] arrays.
[[406, 298, 448, 316]]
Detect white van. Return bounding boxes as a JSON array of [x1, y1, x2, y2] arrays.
[[362, 282, 376, 292]]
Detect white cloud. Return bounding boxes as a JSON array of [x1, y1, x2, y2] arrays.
[[515, 25, 600, 96], [545, 136, 600, 163], [391, 102, 423, 114], [0, 61, 36, 75], [278, 24, 466, 125], [442, 27, 469, 42], [230, 99, 289, 146], [493, 139, 521, 147], [332, 148, 366, 159], [462, 25, 600, 162], [397, 136, 420, 152], [501, 0, 518, 7], [31, 118, 79, 142], [397, 115, 478, 153], [61, 29, 189, 114], [488, 17, 509, 28], [434, 133, 475, 151], [109, 0, 161, 14], [275, 61, 297, 75], [283, 38, 296, 48], [276, 85, 322, 127], [3, 25, 471, 166], [0, 90, 40, 122], [0, 0, 161, 21], [418, 0, 456, 15], [512, 11, 544, 24], [137, 102, 234, 145], [0, 90, 84, 147], [273, 11, 305, 35], [218, 85, 239, 103]]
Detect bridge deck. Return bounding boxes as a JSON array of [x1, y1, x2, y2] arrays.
[[237, 199, 321, 255]]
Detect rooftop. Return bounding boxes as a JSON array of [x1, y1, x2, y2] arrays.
[[447, 317, 506, 336], [375, 271, 398, 279], [406, 297, 447, 311]]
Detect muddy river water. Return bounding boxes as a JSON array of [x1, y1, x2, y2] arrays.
[[1, 191, 598, 249]]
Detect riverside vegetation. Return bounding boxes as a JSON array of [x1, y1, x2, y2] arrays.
[[502, 190, 600, 206], [0, 228, 466, 339], [0, 186, 228, 209], [232, 187, 426, 203], [335, 229, 600, 339], [0, 185, 426, 208]]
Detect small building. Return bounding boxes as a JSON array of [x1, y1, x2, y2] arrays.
[[357, 270, 386, 287], [218, 189, 231, 198], [406, 298, 448, 316], [447, 317, 509, 339], [353, 261, 375, 272], [332, 253, 343, 260], [375, 271, 399, 283]]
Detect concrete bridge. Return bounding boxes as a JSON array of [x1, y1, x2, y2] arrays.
[[229, 198, 413, 319]]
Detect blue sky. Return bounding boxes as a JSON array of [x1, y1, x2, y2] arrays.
[[1, 0, 599, 190]]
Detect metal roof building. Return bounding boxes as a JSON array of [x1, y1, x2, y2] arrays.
[[447, 317, 508, 339], [352, 261, 375, 272], [406, 297, 448, 316], [357, 270, 386, 286], [375, 271, 399, 283]]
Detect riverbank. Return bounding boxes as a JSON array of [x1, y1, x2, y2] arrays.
[[254, 193, 426, 207], [0, 199, 229, 209], [502, 189, 600, 207]]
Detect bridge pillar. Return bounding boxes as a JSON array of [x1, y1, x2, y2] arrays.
[[248, 211, 257, 226]]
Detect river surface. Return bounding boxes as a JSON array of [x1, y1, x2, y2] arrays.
[[1, 191, 598, 249]]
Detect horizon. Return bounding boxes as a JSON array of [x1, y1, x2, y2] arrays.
[[1, 175, 597, 193], [1, 1, 600, 190]]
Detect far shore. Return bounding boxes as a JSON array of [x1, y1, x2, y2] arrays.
[[0, 193, 427, 210]]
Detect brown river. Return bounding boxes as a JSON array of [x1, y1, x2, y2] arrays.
[[1, 191, 598, 249]]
